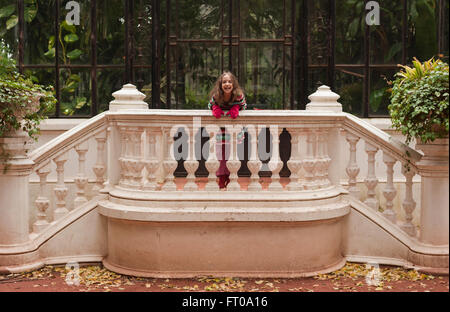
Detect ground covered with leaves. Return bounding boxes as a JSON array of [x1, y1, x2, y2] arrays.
[[0, 262, 448, 292]]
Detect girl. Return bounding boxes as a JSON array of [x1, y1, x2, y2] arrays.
[[208, 71, 247, 188]]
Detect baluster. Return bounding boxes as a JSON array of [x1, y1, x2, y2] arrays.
[[144, 128, 160, 191], [53, 152, 69, 219], [204, 125, 220, 191], [92, 133, 107, 193], [33, 161, 51, 234], [74, 141, 89, 207], [267, 125, 283, 191], [382, 152, 397, 221], [118, 127, 131, 188], [364, 142, 379, 209], [317, 128, 332, 188], [129, 128, 145, 189], [303, 129, 319, 190], [401, 165, 417, 236], [287, 129, 303, 191], [162, 128, 178, 191], [246, 125, 262, 191], [226, 126, 243, 191], [345, 131, 361, 198], [183, 127, 199, 191]]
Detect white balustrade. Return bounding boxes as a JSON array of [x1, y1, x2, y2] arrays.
[[401, 165, 417, 237], [183, 127, 199, 191], [345, 131, 361, 199], [286, 128, 303, 191], [316, 128, 331, 189], [303, 130, 319, 190], [364, 142, 379, 210], [382, 152, 397, 221], [204, 125, 220, 191], [226, 126, 243, 191], [33, 161, 51, 234], [267, 125, 283, 191], [162, 128, 178, 191], [246, 125, 262, 191], [144, 127, 160, 191], [53, 152, 69, 219], [92, 133, 107, 193], [74, 141, 89, 207]]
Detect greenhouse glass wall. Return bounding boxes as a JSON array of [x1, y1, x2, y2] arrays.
[[1, 0, 448, 117]]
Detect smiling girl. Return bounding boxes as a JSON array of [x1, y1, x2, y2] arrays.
[[208, 72, 247, 188]]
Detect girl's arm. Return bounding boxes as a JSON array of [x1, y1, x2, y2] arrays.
[[208, 97, 217, 110], [232, 94, 247, 110]]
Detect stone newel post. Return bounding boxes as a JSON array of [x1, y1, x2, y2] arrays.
[[306, 85, 343, 187], [0, 129, 34, 245], [105, 84, 149, 190], [415, 138, 449, 246]]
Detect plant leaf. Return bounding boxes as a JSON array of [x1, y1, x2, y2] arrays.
[[64, 34, 79, 43], [6, 15, 18, 30], [67, 49, 82, 60], [0, 4, 15, 18]]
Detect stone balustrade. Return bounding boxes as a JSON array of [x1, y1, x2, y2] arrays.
[[0, 83, 447, 276]]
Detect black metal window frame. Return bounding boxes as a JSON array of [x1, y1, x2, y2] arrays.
[[11, 0, 449, 118]]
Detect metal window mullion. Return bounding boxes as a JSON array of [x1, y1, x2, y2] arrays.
[[91, 0, 97, 116], [282, 0, 286, 109], [166, 0, 171, 109], [18, 0, 24, 74], [290, 0, 295, 110], [328, 0, 335, 89], [363, 0, 370, 118], [152, 0, 161, 109], [55, 0, 61, 117]]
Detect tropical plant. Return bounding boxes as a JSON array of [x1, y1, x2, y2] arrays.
[[388, 57, 449, 144], [0, 40, 56, 140]]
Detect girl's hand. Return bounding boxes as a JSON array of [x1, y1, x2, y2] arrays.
[[226, 105, 240, 119], [212, 105, 224, 119]]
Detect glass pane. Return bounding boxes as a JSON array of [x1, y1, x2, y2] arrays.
[[307, 68, 327, 96], [23, 67, 56, 116], [335, 67, 364, 117], [0, 0, 19, 61], [172, 43, 221, 109], [174, 0, 222, 40], [335, 0, 364, 64], [97, 68, 125, 113], [308, 0, 330, 66], [407, 0, 439, 63], [97, 0, 125, 65], [443, 0, 449, 62], [240, 42, 285, 109], [240, 0, 284, 39], [369, 68, 395, 116], [370, 1, 403, 64], [59, 69, 91, 116], [22, 0, 54, 65], [58, 0, 91, 65]]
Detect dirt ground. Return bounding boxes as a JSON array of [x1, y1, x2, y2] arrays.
[[0, 262, 448, 293]]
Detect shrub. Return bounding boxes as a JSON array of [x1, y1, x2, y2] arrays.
[[388, 57, 449, 144]]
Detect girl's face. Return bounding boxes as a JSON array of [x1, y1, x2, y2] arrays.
[[221, 74, 233, 95]]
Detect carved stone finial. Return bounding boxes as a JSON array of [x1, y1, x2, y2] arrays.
[[109, 84, 149, 111], [306, 85, 342, 113]]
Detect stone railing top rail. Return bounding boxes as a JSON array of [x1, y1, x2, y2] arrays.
[[27, 108, 422, 173], [29, 112, 107, 169]]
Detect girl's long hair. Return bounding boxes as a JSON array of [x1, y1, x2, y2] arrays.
[[209, 71, 244, 105]]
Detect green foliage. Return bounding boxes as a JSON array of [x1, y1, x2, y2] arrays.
[[388, 57, 449, 144], [0, 41, 56, 140]]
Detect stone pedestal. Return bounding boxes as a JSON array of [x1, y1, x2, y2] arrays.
[[415, 138, 449, 246], [0, 129, 34, 245]]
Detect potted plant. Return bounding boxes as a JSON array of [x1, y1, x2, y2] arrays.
[[388, 57, 449, 147], [0, 41, 56, 164]]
